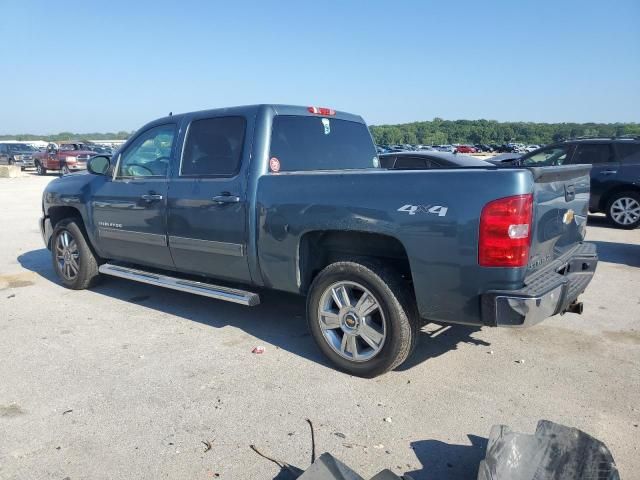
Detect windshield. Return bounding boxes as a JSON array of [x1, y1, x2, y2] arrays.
[[270, 116, 377, 171], [520, 145, 571, 166], [7, 143, 35, 152]]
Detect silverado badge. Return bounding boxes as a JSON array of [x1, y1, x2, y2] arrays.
[[563, 209, 575, 225]]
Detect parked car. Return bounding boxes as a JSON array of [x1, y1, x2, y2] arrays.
[[379, 151, 495, 169], [0, 142, 37, 169], [34, 142, 98, 175], [455, 145, 477, 154], [491, 138, 640, 229], [40, 104, 597, 377]]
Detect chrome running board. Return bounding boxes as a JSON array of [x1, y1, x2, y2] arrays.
[[98, 263, 260, 306]]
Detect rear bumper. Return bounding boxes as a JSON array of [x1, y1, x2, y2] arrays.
[[481, 243, 598, 327]]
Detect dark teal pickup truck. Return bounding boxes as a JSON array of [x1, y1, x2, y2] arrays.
[[40, 105, 597, 377]]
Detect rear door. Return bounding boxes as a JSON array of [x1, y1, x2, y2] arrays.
[[91, 124, 176, 269], [569, 143, 618, 211], [167, 115, 252, 283]]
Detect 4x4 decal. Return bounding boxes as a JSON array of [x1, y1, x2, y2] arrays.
[[397, 204, 448, 217]]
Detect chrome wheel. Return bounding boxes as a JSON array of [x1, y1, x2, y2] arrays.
[[611, 197, 640, 226], [317, 281, 386, 362], [55, 230, 80, 280]]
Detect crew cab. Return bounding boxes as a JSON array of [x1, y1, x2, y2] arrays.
[[40, 105, 598, 377], [34, 142, 97, 175], [0, 142, 37, 169]]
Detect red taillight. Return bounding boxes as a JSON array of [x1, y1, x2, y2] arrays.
[[479, 194, 533, 267], [307, 106, 336, 116]]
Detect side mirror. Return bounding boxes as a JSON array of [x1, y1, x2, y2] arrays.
[[87, 155, 111, 175]]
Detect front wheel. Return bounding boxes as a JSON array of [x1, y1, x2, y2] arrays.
[[36, 162, 47, 175], [51, 219, 101, 289], [607, 191, 640, 229], [307, 260, 418, 378], [61, 165, 70, 175]]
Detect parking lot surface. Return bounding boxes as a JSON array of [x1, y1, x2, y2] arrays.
[[1, 174, 639, 479]]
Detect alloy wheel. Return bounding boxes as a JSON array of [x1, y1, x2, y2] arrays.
[[55, 230, 80, 280], [317, 281, 386, 362], [611, 197, 640, 226]]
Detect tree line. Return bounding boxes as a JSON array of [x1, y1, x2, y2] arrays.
[[0, 131, 133, 142], [369, 119, 640, 145], [3, 119, 640, 145]]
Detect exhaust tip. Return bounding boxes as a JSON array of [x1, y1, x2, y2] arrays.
[[567, 301, 584, 315]]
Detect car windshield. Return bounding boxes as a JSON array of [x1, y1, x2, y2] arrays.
[[520, 146, 570, 166], [8, 143, 35, 152]]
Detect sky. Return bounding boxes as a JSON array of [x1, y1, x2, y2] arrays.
[[0, 0, 638, 135]]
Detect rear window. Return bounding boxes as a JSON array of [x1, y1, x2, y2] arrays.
[[571, 144, 612, 164], [615, 142, 640, 165], [269, 116, 377, 172]]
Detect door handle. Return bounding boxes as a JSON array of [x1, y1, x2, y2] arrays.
[[141, 193, 163, 202], [600, 170, 617, 175], [212, 195, 240, 204]]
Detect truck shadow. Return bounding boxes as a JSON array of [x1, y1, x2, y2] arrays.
[[589, 240, 640, 268], [18, 248, 491, 373]]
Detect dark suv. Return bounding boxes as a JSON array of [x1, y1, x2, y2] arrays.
[[499, 138, 640, 229]]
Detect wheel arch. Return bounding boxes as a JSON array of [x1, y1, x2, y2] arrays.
[[297, 230, 414, 294]]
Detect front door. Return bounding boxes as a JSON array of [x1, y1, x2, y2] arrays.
[[167, 115, 252, 283], [91, 123, 177, 269]]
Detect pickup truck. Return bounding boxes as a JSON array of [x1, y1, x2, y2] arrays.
[[34, 142, 97, 175], [40, 104, 598, 377]]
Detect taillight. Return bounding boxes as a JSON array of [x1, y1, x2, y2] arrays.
[[307, 106, 336, 116], [479, 194, 533, 267]]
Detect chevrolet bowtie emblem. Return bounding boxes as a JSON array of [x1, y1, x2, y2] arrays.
[[563, 209, 575, 225]]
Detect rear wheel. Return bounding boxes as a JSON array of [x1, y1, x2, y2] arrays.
[[307, 260, 419, 377], [51, 219, 100, 289], [36, 162, 47, 175], [61, 165, 70, 175], [606, 191, 640, 229]]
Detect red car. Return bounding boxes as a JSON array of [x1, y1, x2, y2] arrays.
[[455, 145, 477, 154], [34, 142, 97, 175]]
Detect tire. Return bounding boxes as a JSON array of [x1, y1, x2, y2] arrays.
[[36, 162, 47, 175], [306, 259, 419, 378], [61, 165, 70, 175], [606, 191, 640, 229], [51, 218, 101, 290], [8, 157, 13, 165]]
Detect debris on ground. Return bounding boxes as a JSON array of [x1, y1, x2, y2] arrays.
[[383, 417, 392, 423], [515, 359, 525, 364], [488, 350, 494, 355], [7, 294, 15, 299], [202, 440, 212, 452], [62, 409, 73, 415], [251, 346, 265, 354], [334, 432, 346, 439], [478, 420, 619, 480]]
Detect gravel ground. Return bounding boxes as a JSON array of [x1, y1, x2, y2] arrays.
[[1, 173, 639, 480]]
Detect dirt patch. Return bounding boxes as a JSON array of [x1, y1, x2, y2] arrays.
[[603, 330, 640, 345], [0, 272, 37, 290], [0, 404, 26, 417]]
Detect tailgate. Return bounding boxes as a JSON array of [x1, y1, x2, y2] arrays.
[[526, 165, 591, 275]]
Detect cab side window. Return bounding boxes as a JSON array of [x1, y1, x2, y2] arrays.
[[117, 124, 176, 178], [572, 144, 612, 164], [0, 145, 7, 154], [615, 143, 640, 165], [181, 116, 246, 176]]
